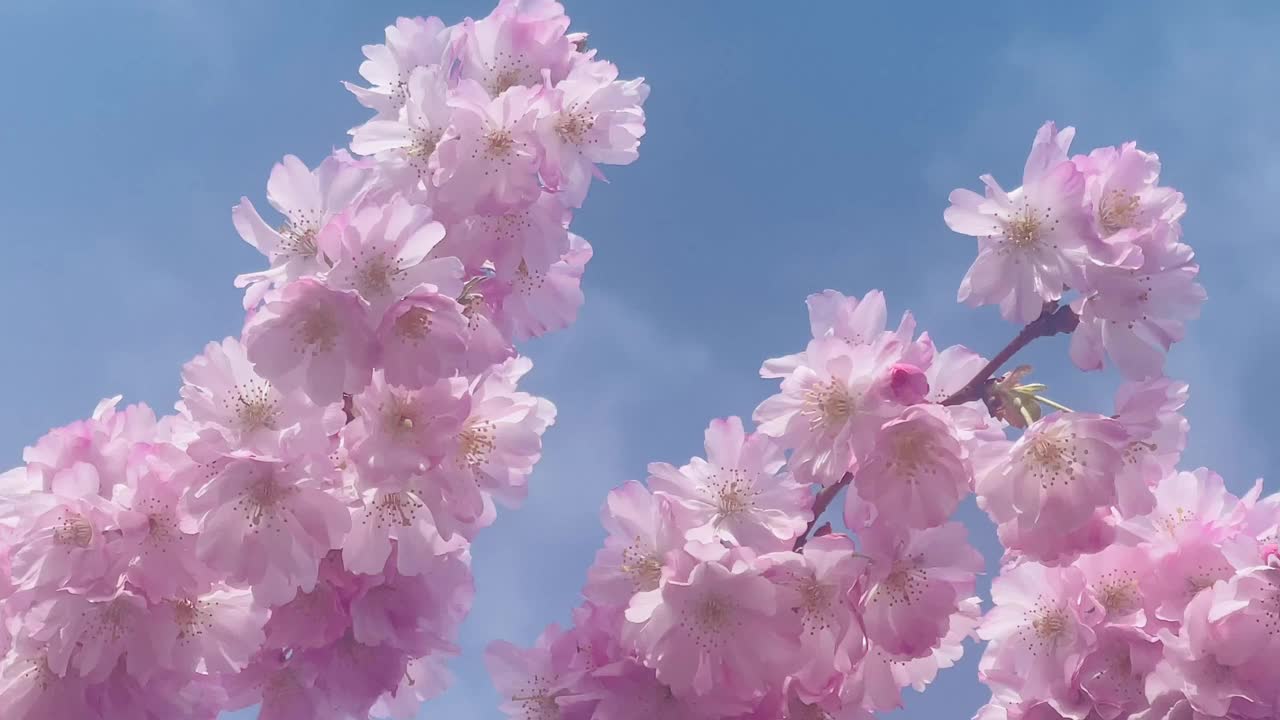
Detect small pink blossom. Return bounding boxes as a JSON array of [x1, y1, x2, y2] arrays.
[[854, 404, 971, 529], [624, 559, 798, 701], [648, 416, 811, 551], [185, 456, 351, 605], [345, 16, 454, 117], [861, 521, 982, 659], [495, 233, 592, 341], [946, 122, 1092, 324], [585, 480, 686, 608], [243, 278, 378, 405], [376, 288, 472, 388], [435, 81, 543, 215], [455, 0, 574, 98]]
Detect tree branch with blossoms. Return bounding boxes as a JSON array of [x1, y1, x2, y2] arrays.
[[487, 122, 1278, 720], [0, 3, 649, 719]]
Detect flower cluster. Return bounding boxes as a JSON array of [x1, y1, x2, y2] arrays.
[[945, 122, 1204, 381], [489, 124, 1273, 720], [0, 2, 647, 718]]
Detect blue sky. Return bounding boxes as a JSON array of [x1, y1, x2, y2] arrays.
[[2, 2, 1278, 718]]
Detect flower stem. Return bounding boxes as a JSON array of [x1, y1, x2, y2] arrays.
[[794, 471, 853, 551], [939, 302, 1079, 407]]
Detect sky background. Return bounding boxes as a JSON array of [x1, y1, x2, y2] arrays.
[[2, 1, 1279, 718]]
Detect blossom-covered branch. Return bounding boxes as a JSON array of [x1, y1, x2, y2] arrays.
[[485, 123, 1275, 720], [0, 2, 648, 718]]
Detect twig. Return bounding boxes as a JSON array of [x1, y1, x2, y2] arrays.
[[940, 302, 1078, 407], [794, 472, 853, 550]]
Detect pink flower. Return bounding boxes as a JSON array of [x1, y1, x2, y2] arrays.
[[327, 197, 463, 316], [344, 16, 454, 117], [1111, 378, 1189, 518], [375, 289, 472, 388], [860, 521, 982, 659], [243, 278, 377, 405], [854, 404, 971, 529], [760, 534, 869, 697], [588, 660, 717, 720], [754, 336, 911, 486], [351, 548, 472, 655], [648, 416, 811, 551], [976, 412, 1127, 535], [1076, 626, 1161, 720], [537, 59, 649, 207], [370, 656, 452, 720], [761, 289, 918, 380], [1121, 468, 1241, 552], [455, 0, 574, 98], [450, 190, 570, 276], [1070, 235, 1205, 380], [350, 65, 453, 189], [0, 650, 92, 719], [431, 356, 556, 513], [180, 337, 342, 454], [624, 559, 798, 701], [343, 373, 470, 483], [344, 488, 465, 575], [996, 508, 1117, 567], [1074, 543, 1151, 627], [849, 597, 981, 711], [978, 562, 1098, 701], [585, 480, 686, 608], [7, 488, 118, 597], [232, 153, 371, 302], [495, 233, 592, 342], [37, 588, 154, 682], [145, 585, 267, 676], [1143, 534, 1234, 624], [487, 624, 584, 720], [435, 81, 543, 215], [185, 456, 351, 605], [1080, 142, 1185, 248], [945, 122, 1091, 324], [22, 395, 158, 496]]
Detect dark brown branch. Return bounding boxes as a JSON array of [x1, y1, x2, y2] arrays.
[[940, 302, 1079, 407], [794, 471, 853, 550]]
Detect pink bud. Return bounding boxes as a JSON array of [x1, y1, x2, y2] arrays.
[[889, 363, 929, 405], [1263, 542, 1280, 568]]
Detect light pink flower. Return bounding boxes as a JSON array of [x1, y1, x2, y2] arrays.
[[350, 65, 453, 190], [243, 278, 377, 405], [760, 534, 869, 697], [946, 122, 1092, 324], [180, 337, 342, 454], [585, 480, 686, 608], [854, 404, 971, 529], [343, 373, 470, 483], [1143, 534, 1234, 624], [978, 562, 1098, 700], [112, 446, 209, 601], [495, 233, 592, 342], [1122, 468, 1241, 553], [1075, 543, 1151, 627], [350, 549, 472, 655], [345, 16, 454, 117], [435, 81, 543, 215], [649, 416, 810, 551], [37, 588, 153, 682], [375, 288, 472, 388], [22, 395, 158, 496], [755, 335, 911, 486], [327, 197, 463, 316], [455, 0, 574, 98], [761, 289, 920, 380], [625, 559, 798, 701], [537, 59, 649, 207], [996, 507, 1117, 567], [432, 357, 556, 513], [451, 189, 571, 276], [861, 521, 982, 658], [185, 456, 351, 605], [487, 624, 584, 720], [1112, 378, 1189, 518], [1080, 142, 1185, 249], [976, 412, 1127, 535], [371, 656, 452, 720], [1076, 626, 1161, 720], [1070, 235, 1205, 380], [145, 585, 267, 676], [344, 488, 465, 576], [233, 153, 371, 303]]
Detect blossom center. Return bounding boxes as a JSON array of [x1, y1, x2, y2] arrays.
[[1032, 609, 1069, 640], [277, 222, 318, 258], [556, 109, 595, 145], [293, 307, 339, 354], [173, 599, 212, 640], [1023, 431, 1084, 489], [375, 491, 424, 527], [486, 129, 515, 156], [395, 307, 434, 341], [54, 512, 94, 547], [459, 421, 497, 467], [228, 380, 279, 432], [803, 379, 856, 432], [1005, 206, 1044, 248], [621, 540, 663, 592], [355, 253, 400, 298], [1099, 188, 1141, 236]]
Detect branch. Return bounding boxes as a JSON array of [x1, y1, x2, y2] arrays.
[[940, 302, 1079, 407], [794, 472, 853, 550]]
